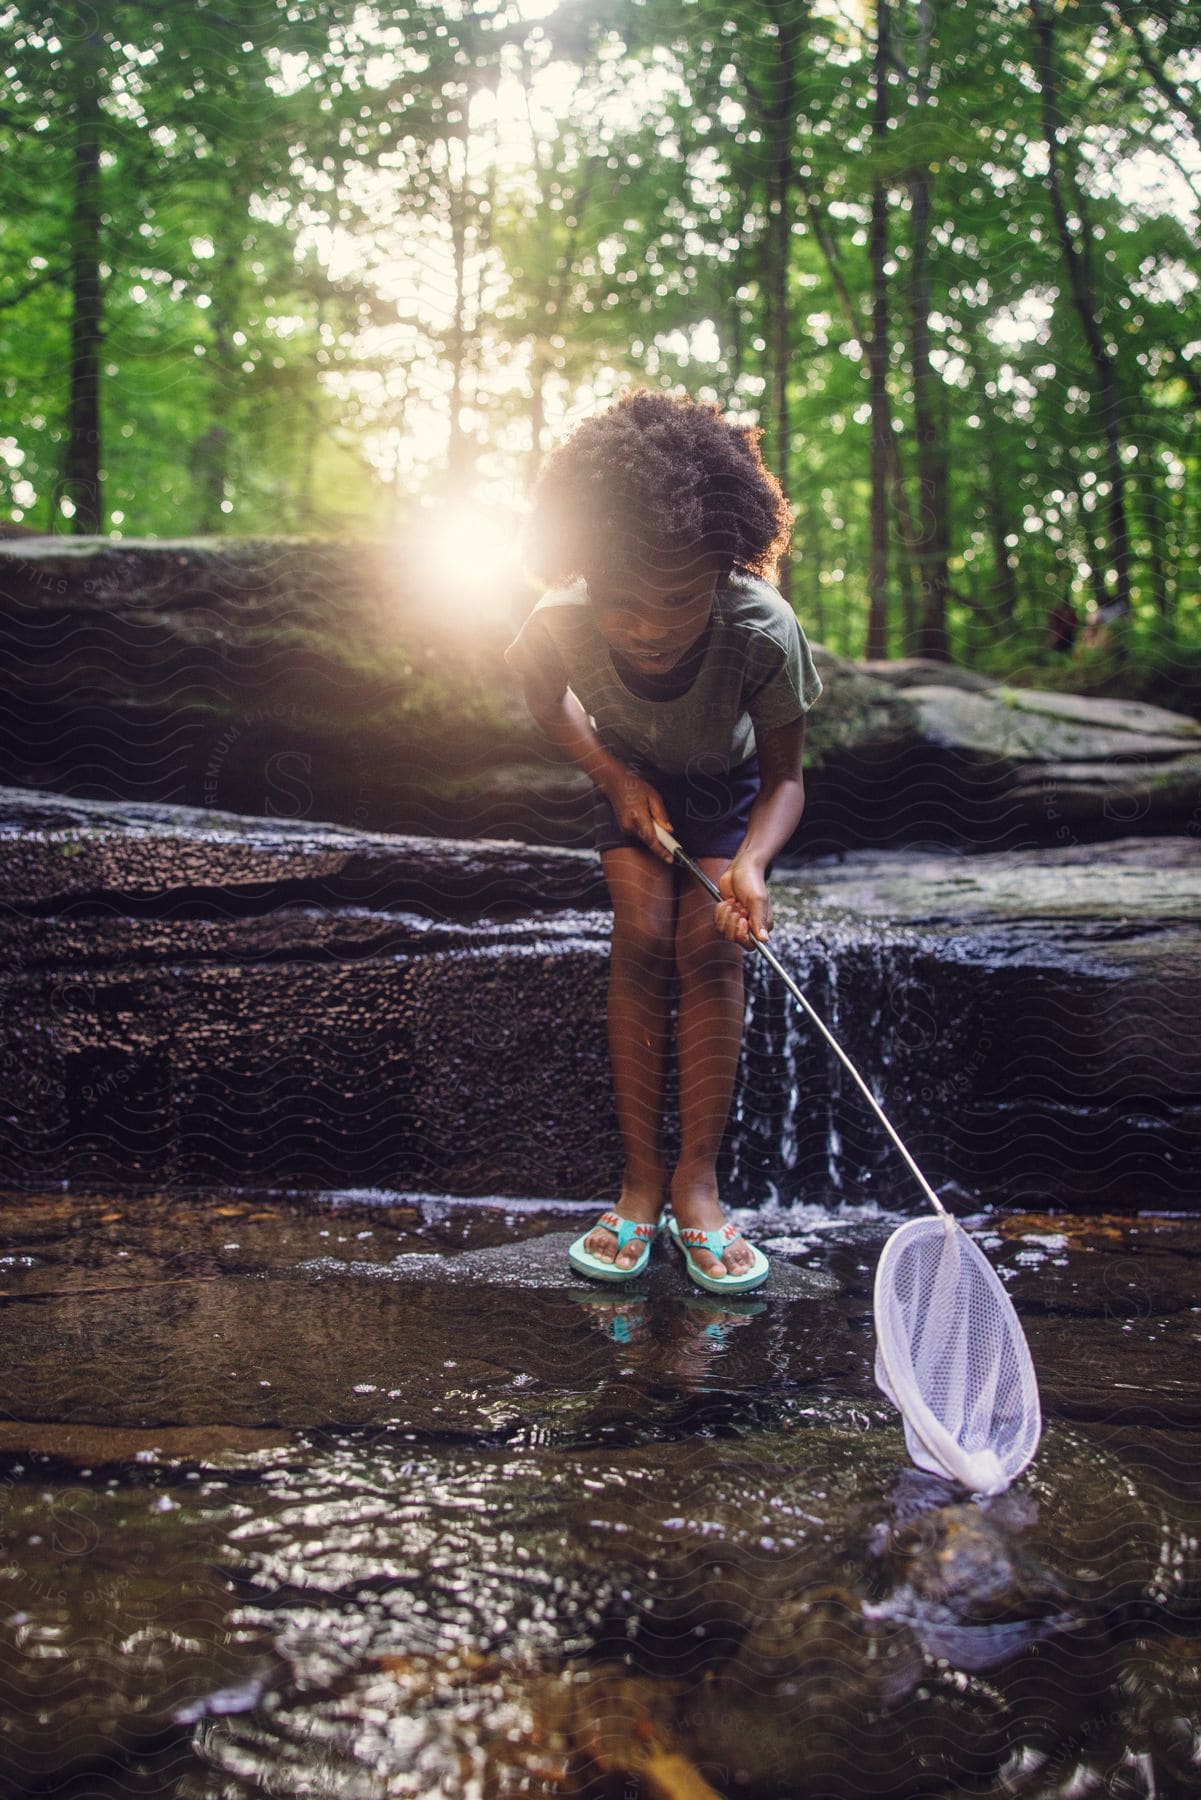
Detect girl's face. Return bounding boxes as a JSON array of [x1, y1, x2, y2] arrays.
[[586, 556, 722, 676]]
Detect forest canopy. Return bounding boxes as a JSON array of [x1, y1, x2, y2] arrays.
[[1, 0, 1198, 671]]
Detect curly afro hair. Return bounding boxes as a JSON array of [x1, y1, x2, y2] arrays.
[[524, 389, 794, 588]]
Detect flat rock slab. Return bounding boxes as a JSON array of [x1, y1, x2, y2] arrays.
[[2, 1189, 1201, 1798], [860, 657, 997, 692], [908, 683, 1201, 762], [787, 835, 1201, 924], [0, 784, 607, 913], [996, 686, 1201, 739]]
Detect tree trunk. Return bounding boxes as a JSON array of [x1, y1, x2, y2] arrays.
[[806, 499, 826, 639], [445, 116, 470, 493], [1070, 474, 1110, 619], [1032, 1, 1132, 620], [1136, 446, 1170, 617], [193, 425, 230, 532], [63, 11, 104, 534], [301, 293, 326, 529], [727, 178, 750, 398], [797, 173, 918, 640], [908, 0, 951, 659], [460, 153, 496, 483], [960, 320, 1020, 627], [984, 448, 1021, 628], [865, 0, 891, 659], [194, 232, 240, 532], [763, 0, 799, 604], [768, 186, 792, 603], [528, 356, 547, 491], [516, 56, 597, 484]]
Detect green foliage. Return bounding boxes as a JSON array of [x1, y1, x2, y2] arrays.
[[0, 0, 1197, 703]]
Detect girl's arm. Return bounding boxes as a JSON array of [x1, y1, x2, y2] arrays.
[[714, 714, 807, 944], [523, 676, 623, 791], [523, 678, 676, 862]]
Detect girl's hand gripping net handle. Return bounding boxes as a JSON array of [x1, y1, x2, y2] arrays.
[[652, 821, 947, 1219]]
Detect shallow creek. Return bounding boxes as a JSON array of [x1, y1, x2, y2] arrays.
[[1, 1187, 1199, 1798]]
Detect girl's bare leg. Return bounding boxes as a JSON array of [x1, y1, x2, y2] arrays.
[[583, 846, 676, 1269], [669, 856, 755, 1279]]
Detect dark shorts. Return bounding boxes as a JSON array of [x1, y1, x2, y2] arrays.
[[593, 755, 762, 862]]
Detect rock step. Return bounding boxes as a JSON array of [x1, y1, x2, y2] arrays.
[[2, 539, 1199, 849], [1, 786, 1197, 1208]]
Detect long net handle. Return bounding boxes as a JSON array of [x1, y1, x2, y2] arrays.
[[655, 824, 947, 1219]]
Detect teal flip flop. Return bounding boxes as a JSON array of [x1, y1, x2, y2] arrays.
[[568, 1210, 660, 1283], [666, 1213, 770, 1294]]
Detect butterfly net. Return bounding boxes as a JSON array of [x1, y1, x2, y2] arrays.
[[873, 1215, 1041, 1496]]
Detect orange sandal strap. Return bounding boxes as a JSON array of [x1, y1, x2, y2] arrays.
[[597, 1211, 657, 1251]]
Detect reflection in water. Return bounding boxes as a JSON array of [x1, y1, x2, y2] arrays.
[[1, 1191, 1200, 1797]]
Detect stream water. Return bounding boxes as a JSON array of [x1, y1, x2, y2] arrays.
[[2, 1185, 1199, 1798]]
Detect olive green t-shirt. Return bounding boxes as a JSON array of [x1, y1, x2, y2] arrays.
[[504, 571, 823, 775]]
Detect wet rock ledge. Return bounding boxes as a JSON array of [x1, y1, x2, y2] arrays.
[[2, 536, 1199, 851], [1, 785, 1196, 1208]]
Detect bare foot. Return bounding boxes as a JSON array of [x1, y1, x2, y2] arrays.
[[582, 1176, 665, 1271], [669, 1165, 755, 1281]]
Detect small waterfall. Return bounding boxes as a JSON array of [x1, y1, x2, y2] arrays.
[[726, 924, 855, 1207], [728, 919, 934, 1211], [816, 938, 845, 1196]]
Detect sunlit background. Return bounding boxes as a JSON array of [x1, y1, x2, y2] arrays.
[[1, 0, 1198, 649]]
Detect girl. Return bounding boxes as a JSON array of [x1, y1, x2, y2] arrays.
[[506, 391, 822, 1293]]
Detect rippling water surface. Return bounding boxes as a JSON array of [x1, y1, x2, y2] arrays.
[[2, 1188, 1199, 1798]]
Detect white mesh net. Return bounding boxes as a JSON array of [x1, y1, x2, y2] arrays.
[[873, 1215, 1041, 1496]]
